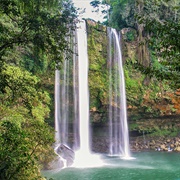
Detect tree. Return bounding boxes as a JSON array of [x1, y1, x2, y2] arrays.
[[0, 0, 77, 65], [136, 0, 180, 87], [0, 63, 54, 179], [0, 120, 54, 180], [103, 0, 180, 86], [90, 0, 110, 25], [90, 0, 101, 8], [0, 64, 50, 112], [0, 0, 77, 179]]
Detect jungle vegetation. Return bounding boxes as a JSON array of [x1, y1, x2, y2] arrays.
[[0, 0, 76, 179], [90, 0, 180, 135], [90, 0, 180, 86], [0, 0, 180, 179]]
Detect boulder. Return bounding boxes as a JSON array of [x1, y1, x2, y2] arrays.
[[175, 146, 180, 152], [55, 144, 75, 167], [48, 156, 65, 170], [47, 144, 75, 170]]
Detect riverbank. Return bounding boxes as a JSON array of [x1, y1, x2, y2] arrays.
[[130, 135, 180, 152], [91, 135, 180, 153], [91, 115, 180, 153]]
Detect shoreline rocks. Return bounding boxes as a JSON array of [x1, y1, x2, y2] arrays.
[[130, 136, 180, 152], [91, 135, 180, 153]]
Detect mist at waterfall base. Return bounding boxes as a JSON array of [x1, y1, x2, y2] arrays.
[[43, 152, 180, 179]]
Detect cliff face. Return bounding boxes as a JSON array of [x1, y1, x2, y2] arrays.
[[86, 20, 180, 120], [122, 28, 180, 117], [86, 20, 108, 122]]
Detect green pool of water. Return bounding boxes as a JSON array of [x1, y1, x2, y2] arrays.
[[43, 152, 180, 180]]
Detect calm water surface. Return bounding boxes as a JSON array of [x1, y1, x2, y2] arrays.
[[43, 152, 180, 180]]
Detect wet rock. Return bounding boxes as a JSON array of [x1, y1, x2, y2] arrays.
[[47, 144, 75, 170], [129, 136, 180, 152], [175, 146, 180, 152], [48, 156, 65, 170], [160, 144, 166, 150], [56, 144, 75, 166]]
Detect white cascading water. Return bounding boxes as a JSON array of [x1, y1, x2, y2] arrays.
[[54, 21, 94, 168], [54, 69, 68, 168], [54, 21, 131, 169], [73, 20, 91, 165], [57, 57, 70, 146], [108, 28, 131, 158], [61, 59, 68, 144], [77, 20, 90, 154], [73, 20, 103, 167], [54, 50, 71, 148], [73, 29, 80, 151], [55, 69, 61, 144]]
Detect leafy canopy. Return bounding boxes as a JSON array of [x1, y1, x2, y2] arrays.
[[0, 0, 77, 65], [0, 0, 77, 179]]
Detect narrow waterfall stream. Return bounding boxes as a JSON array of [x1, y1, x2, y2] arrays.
[[108, 28, 131, 158], [76, 20, 91, 155], [73, 20, 103, 168], [55, 69, 61, 144]]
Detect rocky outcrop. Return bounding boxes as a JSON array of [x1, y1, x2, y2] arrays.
[[55, 144, 75, 166], [47, 144, 75, 170], [130, 136, 180, 152], [92, 134, 180, 153], [85, 19, 180, 121]]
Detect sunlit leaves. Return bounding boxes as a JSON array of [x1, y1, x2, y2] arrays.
[[0, 0, 77, 65], [0, 120, 54, 180], [0, 0, 76, 179], [136, 0, 180, 85], [0, 64, 38, 103]]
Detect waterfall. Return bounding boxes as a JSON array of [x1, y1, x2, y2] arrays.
[[73, 29, 80, 151], [76, 20, 91, 154], [54, 20, 131, 168], [54, 55, 71, 147], [72, 20, 103, 168], [61, 59, 68, 144], [108, 28, 130, 158], [54, 20, 95, 168], [55, 70, 61, 144]]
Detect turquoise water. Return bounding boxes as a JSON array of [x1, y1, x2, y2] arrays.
[[43, 152, 180, 180]]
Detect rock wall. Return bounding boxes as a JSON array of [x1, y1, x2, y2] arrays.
[[86, 20, 180, 138]]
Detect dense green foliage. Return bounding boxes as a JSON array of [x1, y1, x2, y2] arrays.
[[0, 0, 76, 64], [89, 0, 180, 137], [0, 65, 54, 180], [0, 0, 76, 179], [0, 120, 54, 180], [91, 0, 180, 86], [87, 22, 109, 112], [136, 0, 180, 87]]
